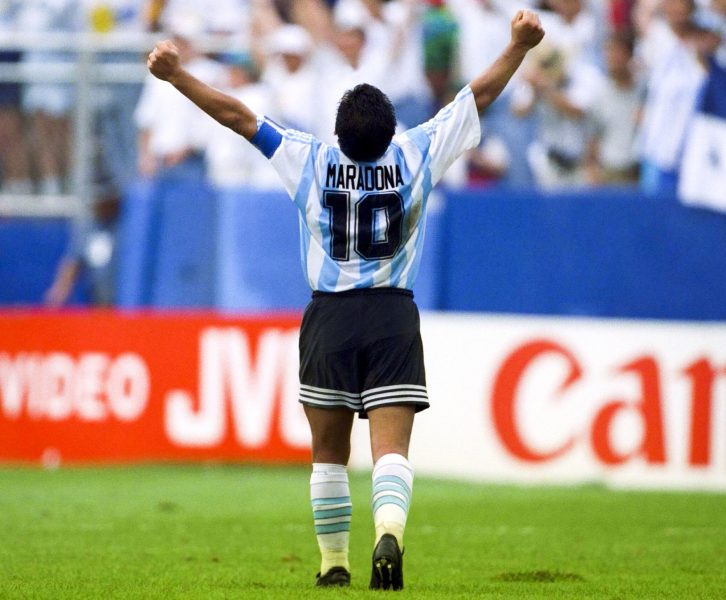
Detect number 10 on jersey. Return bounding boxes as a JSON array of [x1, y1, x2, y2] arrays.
[[323, 190, 404, 261]]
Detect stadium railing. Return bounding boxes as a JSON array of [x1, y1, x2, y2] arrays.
[[0, 31, 248, 220]]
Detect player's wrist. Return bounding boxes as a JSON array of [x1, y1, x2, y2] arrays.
[[166, 69, 183, 86], [507, 40, 532, 57]]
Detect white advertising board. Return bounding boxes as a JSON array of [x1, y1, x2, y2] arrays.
[[350, 313, 726, 490]]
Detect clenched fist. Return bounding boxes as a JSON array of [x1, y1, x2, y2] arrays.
[[511, 10, 545, 50], [147, 40, 181, 82]]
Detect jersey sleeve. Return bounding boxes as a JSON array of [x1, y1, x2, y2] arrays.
[[250, 115, 317, 200], [413, 86, 481, 186]]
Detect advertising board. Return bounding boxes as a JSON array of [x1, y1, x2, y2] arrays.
[[2, 312, 725, 489]]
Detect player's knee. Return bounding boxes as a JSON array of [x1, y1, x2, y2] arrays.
[[311, 442, 351, 465]]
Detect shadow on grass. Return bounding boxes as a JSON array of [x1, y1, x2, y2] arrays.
[[493, 571, 585, 583]]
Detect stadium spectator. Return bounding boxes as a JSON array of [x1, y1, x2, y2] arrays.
[[448, 0, 534, 185], [289, 0, 390, 144], [539, 0, 601, 64], [348, 0, 432, 130], [0, 1, 32, 194], [261, 24, 318, 132], [512, 42, 605, 187], [256, 0, 429, 137], [584, 31, 642, 184], [204, 53, 283, 189], [711, 0, 726, 23], [44, 185, 120, 307], [699, 0, 726, 58], [465, 133, 511, 186], [449, 0, 510, 83], [82, 0, 146, 194], [636, 0, 721, 195], [154, 0, 250, 36], [134, 11, 226, 180], [145, 8, 544, 590], [421, 0, 459, 111], [610, 0, 634, 29], [18, 0, 81, 195], [144, 0, 166, 31]]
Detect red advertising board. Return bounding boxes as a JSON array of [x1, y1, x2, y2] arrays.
[[5, 310, 726, 489], [0, 311, 310, 465]]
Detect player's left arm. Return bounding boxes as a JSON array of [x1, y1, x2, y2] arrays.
[[469, 10, 545, 113], [147, 40, 259, 140]]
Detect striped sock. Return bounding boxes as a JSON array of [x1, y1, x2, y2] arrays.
[[310, 463, 352, 573], [372, 453, 414, 549]]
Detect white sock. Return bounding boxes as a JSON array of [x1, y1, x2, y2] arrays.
[[372, 453, 413, 549], [310, 463, 351, 573]]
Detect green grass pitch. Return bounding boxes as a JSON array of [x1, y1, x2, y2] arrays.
[[1, 465, 725, 599]]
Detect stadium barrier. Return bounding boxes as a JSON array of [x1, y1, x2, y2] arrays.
[[2, 311, 726, 490], [4, 183, 726, 319], [441, 186, 726, 320], [115, 183, 443, 312], [115, 182, 726, 319]]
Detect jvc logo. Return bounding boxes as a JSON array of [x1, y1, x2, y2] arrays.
[[164, 327, 309, 449]]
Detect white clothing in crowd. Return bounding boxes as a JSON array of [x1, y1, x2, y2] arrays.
[[636, 14, 681, 71], [588, 78, 643, 173], [311, 43, 388, 145], [448, 0, 511, 83], [540, 7, 598, 63], [204, 82, 283, 190], [638, 39, 707, 172], [347, 0, 431, 129], [0, 0, 22, 34], [515, 59, 606, 187], [135, 56, 227, 162], [158, 0, 250, 35], [262, 25, 317, 132], [18, 0, 81, 117]]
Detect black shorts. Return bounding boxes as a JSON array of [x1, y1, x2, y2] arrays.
[[299, 287, 429, 417]]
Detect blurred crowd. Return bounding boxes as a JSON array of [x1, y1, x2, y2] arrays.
[[0, 0, 726, 194], [1, 0, 725, 305], [1, 0, 724, 195], [116, 0, 726, 194]]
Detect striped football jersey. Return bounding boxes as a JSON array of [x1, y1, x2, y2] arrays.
[[251, 85, 480, 292]]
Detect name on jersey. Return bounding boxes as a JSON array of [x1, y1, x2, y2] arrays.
[[325, 163, 404, 191]]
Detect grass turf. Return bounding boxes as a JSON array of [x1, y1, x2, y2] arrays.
[[1, 465, 725, 599]]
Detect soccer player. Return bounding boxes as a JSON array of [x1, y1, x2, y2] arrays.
[[147, 10, 544, 590]]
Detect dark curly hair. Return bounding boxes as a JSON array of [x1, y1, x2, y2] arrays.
[[334, 84, 397, 162]]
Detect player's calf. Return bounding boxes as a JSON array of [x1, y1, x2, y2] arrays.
[[310, 463, 352, 584]]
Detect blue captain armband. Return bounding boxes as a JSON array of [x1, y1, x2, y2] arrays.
[[251, 117, 284, 158]]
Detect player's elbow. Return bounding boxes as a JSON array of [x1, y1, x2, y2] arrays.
[[224, 110, 257, 140], [475, 92, 495, 114]]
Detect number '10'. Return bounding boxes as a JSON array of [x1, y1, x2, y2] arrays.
[[324, 190, 404, 261]]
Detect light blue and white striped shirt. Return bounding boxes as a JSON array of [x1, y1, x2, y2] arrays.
[[251, 86, 480, 292]]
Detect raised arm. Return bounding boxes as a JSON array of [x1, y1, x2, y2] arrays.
[[147, 40, 259, 140], [470, 10, 545, 113]]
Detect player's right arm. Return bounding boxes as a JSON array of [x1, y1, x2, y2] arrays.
[[147, 40, 259, 140], [469, 10, 545, 113]]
